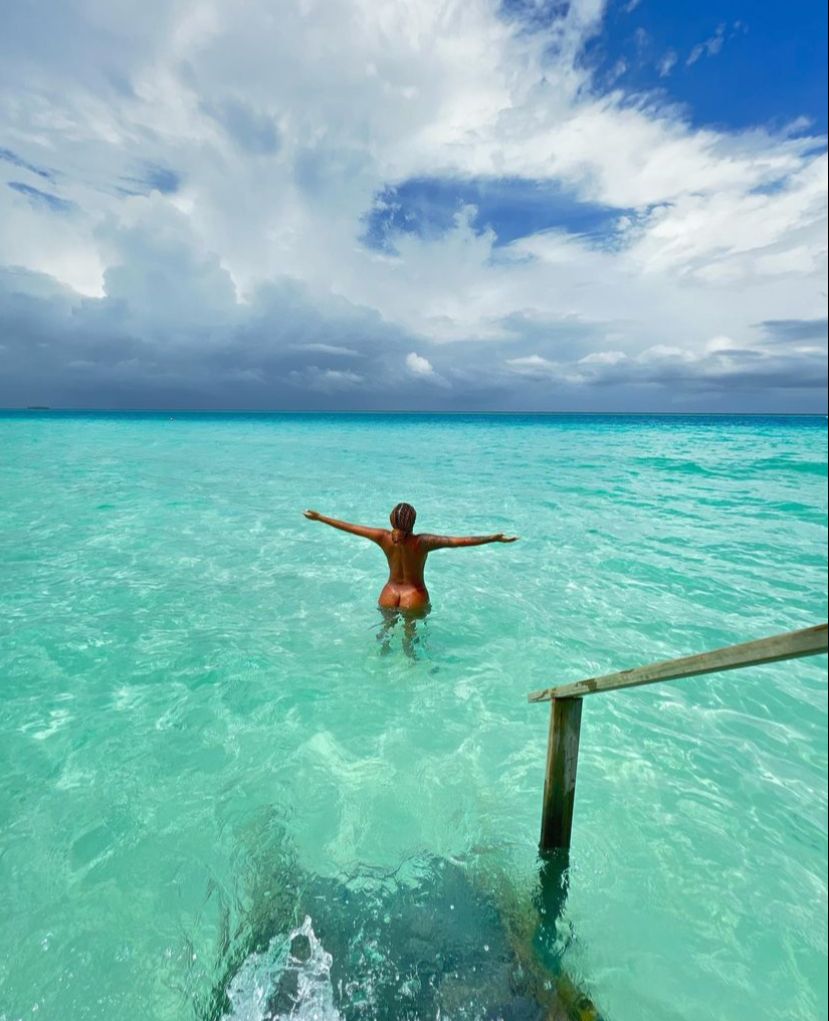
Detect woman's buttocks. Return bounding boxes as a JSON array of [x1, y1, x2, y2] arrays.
[[379, 581, 430, 610]]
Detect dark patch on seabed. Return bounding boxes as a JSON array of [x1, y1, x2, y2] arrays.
[[201, 850, 602, 1021]]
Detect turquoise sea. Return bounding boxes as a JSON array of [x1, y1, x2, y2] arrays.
[[0, 412, 826, 1021]]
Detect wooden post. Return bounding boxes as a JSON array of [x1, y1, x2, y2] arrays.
[[531, 623, 827, 854], [540, 697, 583, 853]]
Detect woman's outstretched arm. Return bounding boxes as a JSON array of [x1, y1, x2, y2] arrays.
[[420, 533, 519, 550], [304, 510, 387, 543]]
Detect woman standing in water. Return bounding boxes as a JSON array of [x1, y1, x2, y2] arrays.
[[303, 503, 518, 653]]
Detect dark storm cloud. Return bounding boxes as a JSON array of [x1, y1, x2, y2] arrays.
[[0, 265, 428, 411], [591, 354, 826, 392], [0, 201, 826, 414], [1, 258, 826, 413], [757, 318, 828, 344]]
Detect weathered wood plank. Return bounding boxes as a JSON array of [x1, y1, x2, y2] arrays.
[[540, 697, 583, 852], [528, 623, 828, 703]]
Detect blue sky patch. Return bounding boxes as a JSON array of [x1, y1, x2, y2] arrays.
[[363, 176, 629, 251], [499, 0, 571, 36], [582, 0, 828, 133], [8, 181, 75, 213]]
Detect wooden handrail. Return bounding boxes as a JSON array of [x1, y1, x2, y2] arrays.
[[533, 622, 828, 852], [528, 623, 828, 703]]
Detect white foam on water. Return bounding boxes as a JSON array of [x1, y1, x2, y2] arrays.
[[222, 916, 341, 1021]]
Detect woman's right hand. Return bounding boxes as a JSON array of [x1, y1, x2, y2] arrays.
[[304, 509, 321, 520], [495, 533, 519, 543]]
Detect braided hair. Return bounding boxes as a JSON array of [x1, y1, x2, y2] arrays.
[[390, 502, 416, 543]]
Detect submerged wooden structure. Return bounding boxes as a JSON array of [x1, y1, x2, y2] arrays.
[[530, 623, 828, 853]]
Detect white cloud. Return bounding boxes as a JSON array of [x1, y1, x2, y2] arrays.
[[406, 352, 435, 376], [299, 343, 362, 356], [687, 23, 726, 66], [0, 0, 825, 412], [507, 354, 556, 369], [504, 355, 578, 383], [657, 50, 678, 78], [405, 350, 451, 388], [579, 350, 627, 365], [608, 59, 628, 84]]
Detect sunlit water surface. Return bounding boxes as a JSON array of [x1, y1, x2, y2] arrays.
[[0, 412, 826, 1021]]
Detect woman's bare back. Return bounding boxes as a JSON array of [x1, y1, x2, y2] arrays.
[[377, 532, 431, 610]]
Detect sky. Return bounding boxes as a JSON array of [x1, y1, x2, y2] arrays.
[[0, 0, 826, 412]]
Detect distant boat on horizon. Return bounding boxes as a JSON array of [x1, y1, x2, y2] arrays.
[[26, 405, 51, 410]]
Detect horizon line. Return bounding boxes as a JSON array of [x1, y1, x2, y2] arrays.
[[2, 407, 827, 418]]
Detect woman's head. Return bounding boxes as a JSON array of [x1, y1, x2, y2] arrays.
[[390, 502, 416, 535]]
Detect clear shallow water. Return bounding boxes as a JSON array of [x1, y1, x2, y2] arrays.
[[0, 412, 826, 1021]]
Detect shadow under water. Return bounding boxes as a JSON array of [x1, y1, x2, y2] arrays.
[[201, 847, 601, 1021]]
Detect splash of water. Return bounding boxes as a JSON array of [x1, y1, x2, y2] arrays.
[[221, 917, 341, 1021]]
